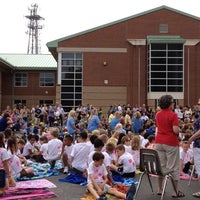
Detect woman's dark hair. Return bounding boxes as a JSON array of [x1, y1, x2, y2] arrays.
[[0, 132, 5, 148], [158, 95, 173, 109], [7, 136, 17, 154]]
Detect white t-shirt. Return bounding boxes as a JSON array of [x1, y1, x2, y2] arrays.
[[130, 149, 140, 166], [40, 143, 48, 160], [118, 152, 136, 173], [64, 144, 73, 165], [180, 149, 193, 165], [47, 138, 63, 160], [7, 150, 22, 178], [124, 145, 132, 154], [71, 142, 91, 172], [87, 151, 110, 167], [87, 161, 107, 184], [22, 141, 34, 156], [0, 147, 10, 169]]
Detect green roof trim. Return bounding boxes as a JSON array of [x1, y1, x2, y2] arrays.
[[0, 54, 57, 70], [46, 5, 200, 48], [147, 35, 186, 44]]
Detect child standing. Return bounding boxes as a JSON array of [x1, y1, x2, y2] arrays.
[[87, 151, 136, 200]]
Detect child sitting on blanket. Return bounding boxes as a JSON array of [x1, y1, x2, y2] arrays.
[[110, 144, 136, 178], [180, 140, 194, 175], [0, 132, 15, 196], [86, 151, 136, 200], [61, 134, 74, 174], [7, 136, 34, 179], [46, 127, 63, 169]]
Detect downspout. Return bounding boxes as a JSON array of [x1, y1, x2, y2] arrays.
[[138, 47, 141, 106]]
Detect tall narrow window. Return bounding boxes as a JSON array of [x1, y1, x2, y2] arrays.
[[61, 53, 83, 112], [148, 43, 184, 92]]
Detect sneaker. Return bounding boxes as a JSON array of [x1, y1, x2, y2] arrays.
[[126, 184, 136, 200], [96, 197, 107, 200], [63, 166, 68, 174]]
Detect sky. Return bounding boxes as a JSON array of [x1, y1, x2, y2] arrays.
[[0, 0, 200, 54]]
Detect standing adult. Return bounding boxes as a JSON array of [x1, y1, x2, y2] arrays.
[[155, 94, 184, 198], [87, 108, 101, 133], [66, 110, 79, 138], [188, 99, 200, 198]]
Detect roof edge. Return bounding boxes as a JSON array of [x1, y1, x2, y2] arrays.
[[46, 5, 200, 48]]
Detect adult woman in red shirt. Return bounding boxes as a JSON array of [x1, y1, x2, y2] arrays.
[[155, 94, 184, 198]]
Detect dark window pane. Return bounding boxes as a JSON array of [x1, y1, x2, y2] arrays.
[[167, 86, 183, 92], [168, 44, 183, 50], [151, 58, 166, 64], [168, 79, 183, 85], [62, 67, 74, 72], [75, 80, 82, 85], [75, 73, 82, 79], [151, 86, 166, 92], [75, 87, 82, 92], [62, 80, 74, 85], [168, 51, 183, 57], [62, 60, 74, 66], [61, 100, 74, 106], [151, 79, 166, 85], [151, 51, 166, 57], [76, 60, 82, 66], [151, 72, 166, 78], [75, 94, 82, 99], [61, 87, 74, 92], [75, 67, 82, 72], [62, 53, 74, 59], [151, 65, 166, 71], [168, 65, 183, 71], [151, 44, 166, 50], [62, 73, 74, 79], [168, 58, 183, 64], [168, 72, 183, 78], [75, 53, 82, 59], [61, 93, 74, 99], [75, 100, 82, 106]]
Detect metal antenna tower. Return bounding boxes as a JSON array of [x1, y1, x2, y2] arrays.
[[26, 4, 44, 54]]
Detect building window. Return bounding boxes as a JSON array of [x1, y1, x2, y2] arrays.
[[14, 100, 26, 106], [15, 72, 27, 87], [148, 43, 184, 92], [160, 24, 168, 33], [61, 52, 83, 112], [39, 100, 53, 106], [40, 73, 55, 87]]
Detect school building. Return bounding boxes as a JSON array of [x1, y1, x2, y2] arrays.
[[1, 5, 200, 112]]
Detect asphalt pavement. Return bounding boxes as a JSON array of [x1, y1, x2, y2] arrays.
[[46, 171, 200, 200]]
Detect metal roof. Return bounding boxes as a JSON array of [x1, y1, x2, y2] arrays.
[[0, 54, 57, 70], [147, 35, 186, 44], [46, 5, 200, 48]]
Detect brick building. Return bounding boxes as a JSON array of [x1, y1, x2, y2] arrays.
[[1, 5, 200, 113], [47, 5, 200, 112], [0, 54, 57, 112]]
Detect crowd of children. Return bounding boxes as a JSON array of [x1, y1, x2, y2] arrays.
[[0, 102, 199, 199]]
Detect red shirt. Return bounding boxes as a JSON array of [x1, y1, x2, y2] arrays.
[[155, 109, 179, 146]]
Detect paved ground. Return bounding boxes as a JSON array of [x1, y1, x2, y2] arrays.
[[46, 171, 200, 200]]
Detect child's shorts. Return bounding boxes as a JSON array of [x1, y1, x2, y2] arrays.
[[0, 169, 6, 188], [97, 183, 111, 194]]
